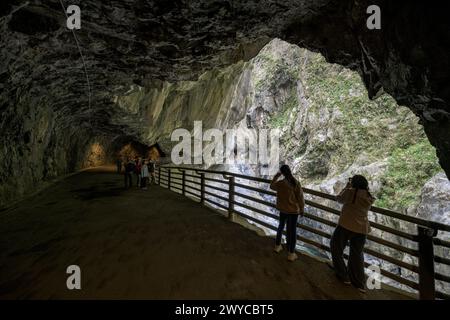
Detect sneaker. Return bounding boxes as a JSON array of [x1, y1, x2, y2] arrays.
[[274, 245, 283, 253], [287, 253, 298, 262]]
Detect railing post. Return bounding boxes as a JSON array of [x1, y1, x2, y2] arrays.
[[200, 173, 205, 204], [417, 226, 437, 300], [168, 168, 171, 190], [228, 176, 235, 221], [158, 166, 161, 185], [182, 170, 186, 196]]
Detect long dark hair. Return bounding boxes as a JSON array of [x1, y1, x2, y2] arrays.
[[280, 165, 298, 188], [350, 174, 370, 203]]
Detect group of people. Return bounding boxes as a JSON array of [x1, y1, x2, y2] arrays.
[[117, 156, 156, 190], [270, 164, 374, 293]]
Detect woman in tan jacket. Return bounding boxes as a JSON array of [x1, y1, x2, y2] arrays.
[[270, 165, 305, 262], [330, 175, 375, 292]]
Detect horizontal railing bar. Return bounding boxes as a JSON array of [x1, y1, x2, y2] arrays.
[[433, 238, 450, 248], [186, 185, 202, 193], [305, 199, 340, 215], [436, 290, 450, 300], [376, 267, 420, 291], [370, 206, 448, 231], [185, 189, 201, 199], [232, 198, 419, 258], [168, 170, 183, 175], [234, 191, 277, 209], [434, 255, 450, 266], [233, 200, 279, 221], [225, 172, 270, 183], [234, 199, 419, 266], [204, 184, 229, 194], [184, 173, 201, 179], [305, 199, 418, 241], [234, 197, 419, 257], [161, 166, 450, 232], [170, 181, 183, 188], [233, 209, 279, 231], [435, 272, 450, 284], [364, 248, 419, 273], [235, 182, 276, 196], [170, 186, 183, 194], [204, 190, 230, 203], [297, 234, 330, 252], [204, 176, 229, 185], [369, 222, 418, 242], [296, 220, 419, 272], [304, 212, 336, 227], [297, 222, 331, 239], [303, 211, 419, 256], [366, 236, 419, 257], [205, 198, 229, 211], [169, 185, 182, 192], [185, 178, 200, 185]]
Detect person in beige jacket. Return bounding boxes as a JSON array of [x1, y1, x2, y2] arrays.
[[270, 165, 305, 262], [330, 175, 375, 293]]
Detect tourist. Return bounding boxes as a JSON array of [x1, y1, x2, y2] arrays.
[[140, 160, 149, 190], [116, 157, 122, 174], [270, 164, 305, 262], [148, 159, 156, 185], [124, 158, 135, 189], [330, 175, 375, 293], [134, 157, 142, 187]]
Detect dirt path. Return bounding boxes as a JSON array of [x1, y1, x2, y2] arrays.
[[0, 166, 409, 299]]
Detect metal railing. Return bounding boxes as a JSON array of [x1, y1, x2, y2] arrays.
[[155, 165, 450, 300]]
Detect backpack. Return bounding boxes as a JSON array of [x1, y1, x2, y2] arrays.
[[126, 162, 135, 173]]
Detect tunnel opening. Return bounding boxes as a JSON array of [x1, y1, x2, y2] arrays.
[[109, 38, 448, 296]]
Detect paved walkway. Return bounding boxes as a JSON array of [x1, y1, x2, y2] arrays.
[[0, 166, 409, 299]]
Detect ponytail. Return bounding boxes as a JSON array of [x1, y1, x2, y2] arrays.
[[279, 164, 298, 188], [286, 173, 298, 188]]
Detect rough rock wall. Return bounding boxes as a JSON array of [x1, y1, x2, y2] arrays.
[[1, 0, 449, 184], [0, 93, 110, 208], [112, 60, 254, 150]]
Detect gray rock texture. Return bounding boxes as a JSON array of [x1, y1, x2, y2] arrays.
[[1, 1, 450, 206]]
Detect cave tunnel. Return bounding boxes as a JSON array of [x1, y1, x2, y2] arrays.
[[0, 0, 450, 303]]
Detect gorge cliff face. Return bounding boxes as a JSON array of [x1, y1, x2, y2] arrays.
[[115, 39, 444, 215]]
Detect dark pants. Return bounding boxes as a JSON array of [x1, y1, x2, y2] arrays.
[[116, 163, 122, 173], [276, 212, 299, 253], [124, 173, 132, 188], [150, 171, 155, 184], [135, 174, 140, 187], [141, 177, 148, 188], [330, 225, 367, 289]]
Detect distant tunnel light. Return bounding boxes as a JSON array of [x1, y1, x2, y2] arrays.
[[85, 142, 106, 167]]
